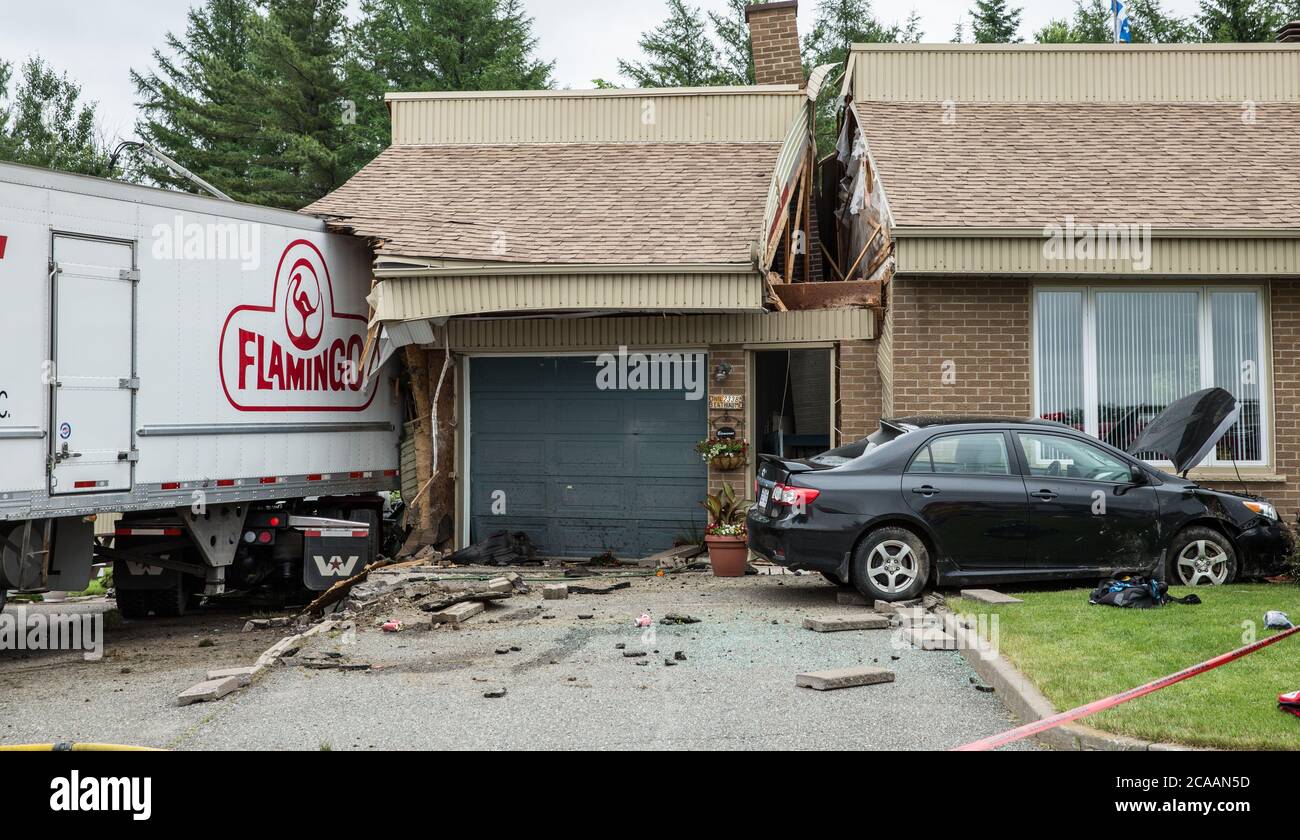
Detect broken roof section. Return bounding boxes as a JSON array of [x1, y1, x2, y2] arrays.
[[841, 42, 1300, 277], [305, 86, 808, 322]]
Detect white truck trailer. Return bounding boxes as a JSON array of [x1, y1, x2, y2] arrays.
[[0, 162, 402, 617]]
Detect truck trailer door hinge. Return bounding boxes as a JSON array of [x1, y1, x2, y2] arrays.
[[117, 449, 140, 463], [119, 377, 140, 391], [120, 268, 140, 283]]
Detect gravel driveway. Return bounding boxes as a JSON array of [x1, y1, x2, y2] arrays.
[[0, 572, 1037, 750]]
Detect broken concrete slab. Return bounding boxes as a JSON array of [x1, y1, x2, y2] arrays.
[[904, 626, 958, 651], [486, 577, 514, 594], [177, 675, 242, 706], [429, 600, 485, 625], [542, 584, 569, 600], [836, 591, 871, 606], [874, 598, 922, 615], [893, 606, 928, 627], [796, 666, 895, 691], [802, 614, 890, 632], [205, 666, 256, 686], [960, 589, 1024, 605]]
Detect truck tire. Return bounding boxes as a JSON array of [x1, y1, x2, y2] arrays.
[[115, 589, 150, 620], [115, 580, 187, 619]]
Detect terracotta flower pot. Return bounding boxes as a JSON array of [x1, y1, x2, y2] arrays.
[[705, 535, 749, 577]]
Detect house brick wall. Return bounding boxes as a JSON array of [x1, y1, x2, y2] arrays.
[[888, 277, 1033, 416], [747, 2, 804, 87], [838, 339, 882, 443]]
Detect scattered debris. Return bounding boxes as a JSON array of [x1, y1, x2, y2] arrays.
[[660, 613, 700, 625], [1266, 611, 1294, 630], [445, 530, 540, 566], [483, 688, 508, 699], [959, 589, 1022, 605], [419, 590, 510, 614], [381, 620, 402, 633], [622, 650, 647, 658], [635, 612, 652, 627], [796, 666, 895, 691], [543, 584, 569, 600], [673, 651, 687, 661], [205, 666, 255, 687], [664, 658, 677, 666], [429, 601, 486, 626], [874, 598, 922, 614], [568, 581, 633, 595], [578, 614, 595, 620], [802, 614, 890, 632], [177, 675, 242, 706], [903, 626, 958, 651]]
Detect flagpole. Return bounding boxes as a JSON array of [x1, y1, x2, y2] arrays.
[[1113, 2, 1120, 43]]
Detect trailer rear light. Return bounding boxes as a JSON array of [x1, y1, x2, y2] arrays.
[[161, 482, 181, 490], [772, 484, 820, 506], [352, 530, 369, 538], [257, 530, 273, 544], [269, 516, 282, 527], [73, 480, 107, 489], [350, 471, 373, 480], [217, 479, 237, 487], [384, 470, 398, 477], [306, 474, 329, 482], [259, 476, 281, 485], [244, 530, 257, 543]]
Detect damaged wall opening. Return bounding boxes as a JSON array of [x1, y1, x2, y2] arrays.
[[752, 348, 833, 461]]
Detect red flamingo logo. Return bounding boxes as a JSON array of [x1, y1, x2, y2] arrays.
[[284, 259, 324, 352]]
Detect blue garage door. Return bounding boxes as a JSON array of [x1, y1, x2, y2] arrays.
[[469, 356, 707, 558]]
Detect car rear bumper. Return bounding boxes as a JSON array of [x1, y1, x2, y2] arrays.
[[1236, 520, 1294, 577], [746, 508, 852, 576]]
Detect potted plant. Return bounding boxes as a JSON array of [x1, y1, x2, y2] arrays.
[[700, 482, 753, 577], [695, 438, 749, 471]]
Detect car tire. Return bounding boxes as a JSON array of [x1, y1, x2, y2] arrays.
[[820, 571, 847, 587], [852, 526, 930, 602], [1167, 526, 1238, 587]]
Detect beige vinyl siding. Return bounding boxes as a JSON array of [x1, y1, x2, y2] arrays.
[[895, 235, 1300, 277], [375, 271, 766, 320], [388, 89, 805, 145], [441, 309, 875, 351], [848, 43, 1300, 104]]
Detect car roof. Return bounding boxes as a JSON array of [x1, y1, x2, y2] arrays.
[[886, 416, 1073, 431]]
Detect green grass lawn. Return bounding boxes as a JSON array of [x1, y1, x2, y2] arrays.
[[947, 584, 1300, 750]]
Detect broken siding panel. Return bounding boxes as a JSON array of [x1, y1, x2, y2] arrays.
[[849, 44, 1300, 103], [894, 236, 1300, 277], [389, 92, 805, 145], [440, 309, 875, 351], [375, 272, 766, 320]]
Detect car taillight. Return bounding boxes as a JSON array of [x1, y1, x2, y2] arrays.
[[772, 483, 820, 506]]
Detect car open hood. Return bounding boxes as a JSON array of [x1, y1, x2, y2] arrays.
[[1125, 387, 1240, 474]]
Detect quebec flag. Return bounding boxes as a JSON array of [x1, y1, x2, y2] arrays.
[[1112, 0, 1133, 42]]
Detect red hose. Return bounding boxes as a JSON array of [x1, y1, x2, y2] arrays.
[[955, 623, 1300, 751]]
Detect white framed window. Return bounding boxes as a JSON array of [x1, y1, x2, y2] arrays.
[[1032, 286, 1268, 469]]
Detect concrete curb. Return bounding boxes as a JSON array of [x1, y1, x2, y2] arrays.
[[941, 613, 1201, 752]]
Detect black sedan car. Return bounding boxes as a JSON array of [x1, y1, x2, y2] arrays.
[[748, 388, 1292, 602]]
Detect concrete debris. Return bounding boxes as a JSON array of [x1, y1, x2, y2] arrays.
[[796, 666, 895, 691], [874, 598, 922, 615], [205, 666, 256, 686], [904, 626, 958, 651], [177, 675, 242, 706], [429, 601, 485, 626], [660, 613, 701, 625], [543, 584, 569, 600], [568, 581, 632, 595], [802, 614, 890, 632], [483, 688, 508, 699], [959, 589, 1023, 605]]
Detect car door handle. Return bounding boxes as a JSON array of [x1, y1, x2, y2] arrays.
[[1030, 489, 1058, 501], [911, 485, 940, 497]]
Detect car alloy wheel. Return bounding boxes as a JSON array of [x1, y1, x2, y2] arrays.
[[865, 540, 918, 594], [1175, 539, 1230, 587]]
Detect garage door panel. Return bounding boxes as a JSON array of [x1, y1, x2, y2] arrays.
[[470, 356, 707, 557]]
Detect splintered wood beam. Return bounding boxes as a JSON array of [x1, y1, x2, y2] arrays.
[[819, 240, 845, 281], [772, 279, 882, 311], [860, 240, 895, 282], [766, 272, 789, 310], [843, 221, 883, 280]]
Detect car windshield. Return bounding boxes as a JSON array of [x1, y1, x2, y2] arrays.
[[808, 424, 905, 466]]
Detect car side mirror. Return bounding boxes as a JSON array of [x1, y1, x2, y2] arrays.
[[1129, 469, 1149, 486]]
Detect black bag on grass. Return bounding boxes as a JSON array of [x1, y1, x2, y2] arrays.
[[1089, 575, 1202, 609]]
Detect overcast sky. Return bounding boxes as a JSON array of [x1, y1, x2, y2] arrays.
[[0, 0, 1207, 143]]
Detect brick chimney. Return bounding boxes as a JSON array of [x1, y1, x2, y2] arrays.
[[746, 1, 805, 87], [1279, 20, 1300, 42]]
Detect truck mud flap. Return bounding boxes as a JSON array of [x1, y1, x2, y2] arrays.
[[302, 529, 371, 591]]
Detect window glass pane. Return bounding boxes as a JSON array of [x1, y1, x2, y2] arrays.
[[924, 433, 1011, 475], [1211, 291, 1262, 462], [1035, 291, 1085, 432], [905, 446, 932, 473], [1095, 291, 1200, 454], [1016, 433, 1133, 482]]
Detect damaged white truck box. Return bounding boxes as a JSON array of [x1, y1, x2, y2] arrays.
[[0, 162, 401, 617]]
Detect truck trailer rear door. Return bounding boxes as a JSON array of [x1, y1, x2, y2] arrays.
[[49, 234, 136, 495]]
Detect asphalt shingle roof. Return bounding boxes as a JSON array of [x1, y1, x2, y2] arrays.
[[855, 101, 1300, 230], [305, 142, 781, 265]]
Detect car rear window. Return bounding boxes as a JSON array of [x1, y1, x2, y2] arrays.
[[809, 425, 904, 466]]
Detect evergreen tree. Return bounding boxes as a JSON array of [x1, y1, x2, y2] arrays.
[[1035, 0, 1195, 43], [804, 0, 904, 69], [970, 0, 1024, 43], [345, 0, 552, 159], [710, 0, 758, 85], [617, 0, 730, 87], [0, 57, 110, 176], [1198, 0, 1287, 41], [131, 0, 257, 194]]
